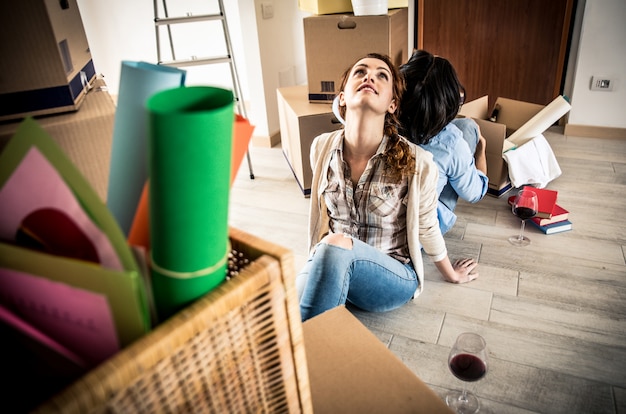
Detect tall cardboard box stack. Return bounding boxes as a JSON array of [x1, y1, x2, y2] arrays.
[[278, 5, 409, 196], [0, 0, 96, 121]]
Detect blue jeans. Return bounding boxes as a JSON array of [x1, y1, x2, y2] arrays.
[[296, 236, 418, 321]]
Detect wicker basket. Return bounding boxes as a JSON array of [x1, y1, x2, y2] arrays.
[[34, 227, 312, 414]]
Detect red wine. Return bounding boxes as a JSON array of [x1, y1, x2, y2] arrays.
[[513, 206, 536, 220], [449, 354, 486, 382]]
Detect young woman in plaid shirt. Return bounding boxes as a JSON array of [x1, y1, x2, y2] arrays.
[[297, 53, 478, 322]]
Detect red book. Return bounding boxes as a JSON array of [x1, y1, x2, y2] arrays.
[[531, 204, 569, 226], [508, 187, 558, 219]]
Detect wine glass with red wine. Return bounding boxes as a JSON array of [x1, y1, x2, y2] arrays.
[[509, 187, 538, 247], [446, 332, 488, 414]]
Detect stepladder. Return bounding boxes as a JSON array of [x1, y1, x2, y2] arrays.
[[153, 0, 254, 179]]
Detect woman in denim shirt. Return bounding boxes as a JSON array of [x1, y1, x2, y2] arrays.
[[297, 53, 479, 322], [399, 50, 488, 234]]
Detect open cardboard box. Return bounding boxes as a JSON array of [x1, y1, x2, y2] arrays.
[[458, 95, 571, 197], [303, 306, 454, 413], [277, 85, 342, 196]]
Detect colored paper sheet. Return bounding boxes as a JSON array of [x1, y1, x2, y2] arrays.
[[231, 114, 255, 184], [0, 242, 149, 348], [0, 147, 122, 270], [127, 180, 150, 251], [0, 267, 118, 365], [0, 305, 87, 368], [147, 86, 234, 321], [107, 61, 186, 236], [127, 115, 255, 252], [0, 118, 151, 333]]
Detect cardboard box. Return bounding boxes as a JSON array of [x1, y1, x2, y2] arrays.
[[303, 306, 454, 413], [277, 85, 343, 196], [304, 8, 408, 103], [299, 0, 408, 15], [0, 0, 96, 121], [0, 79, 114, 201], [458, 96, 570, 197]]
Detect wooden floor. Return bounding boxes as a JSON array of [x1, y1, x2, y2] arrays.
[[229, 127, 626, 414]]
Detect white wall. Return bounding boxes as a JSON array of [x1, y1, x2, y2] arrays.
[[76, 0, 156, 90], [567, 0, 626, 129], [76, 0, 308, 141], [251, 0, 309, 140], [77, 0, 624, 142]]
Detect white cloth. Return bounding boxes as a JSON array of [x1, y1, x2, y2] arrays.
[[502, 134, 561, 188]]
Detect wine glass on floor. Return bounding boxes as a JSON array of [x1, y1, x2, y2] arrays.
[[446, 332, 488, 414], [509, 187, 538, 247]]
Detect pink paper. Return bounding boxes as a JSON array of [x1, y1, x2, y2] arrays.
[[0, 267, 120, 365], [0, 305, 86, 368], [0, 148, 122, 270]]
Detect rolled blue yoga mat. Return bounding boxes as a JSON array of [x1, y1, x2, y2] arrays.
[[106, 61, 186, 236], [147, 86, 234, 321]]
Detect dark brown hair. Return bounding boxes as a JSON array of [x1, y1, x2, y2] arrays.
[[399, 49, 466, 145], [337, 53, 415, 180]]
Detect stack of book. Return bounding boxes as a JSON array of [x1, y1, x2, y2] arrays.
[[508, 187, 572, 235]]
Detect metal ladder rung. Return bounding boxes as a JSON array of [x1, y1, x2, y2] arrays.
[[154, 0, 254, 180], [159, 55, 232, 67], [154, 13, 223, 26]]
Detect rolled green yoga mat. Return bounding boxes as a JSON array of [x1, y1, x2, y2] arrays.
[[147, 86, 234, 322]]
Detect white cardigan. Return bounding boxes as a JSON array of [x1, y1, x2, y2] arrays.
[[306, 130, 448, 298]]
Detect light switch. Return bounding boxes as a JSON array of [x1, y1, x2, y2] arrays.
[[261, 2, 274, 19]]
